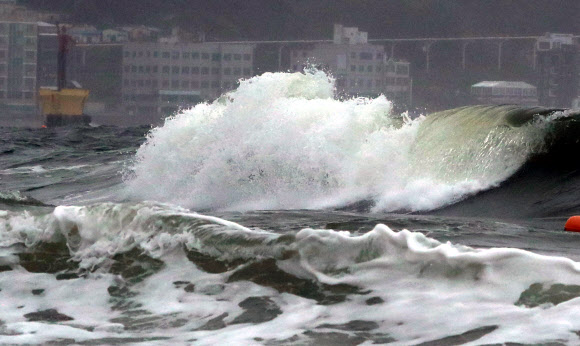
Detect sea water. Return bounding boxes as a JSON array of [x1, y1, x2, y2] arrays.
[[1, 70, 580, 345]]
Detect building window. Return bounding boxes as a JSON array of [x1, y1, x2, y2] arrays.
[[162, 66, 170, 73], [25, 64, 35, 76], [243, 68, 251, 76], [152, 80, 158, 88], [224, 68, 231, 75], [367, 65, 372, 72], [172, 66, 179, 74], [181, 80, 189, 89], [234, 54, 242, 61], [172, 80, 178, 88], [350, 52, 356, 59], [24, 78, 34, 89], [162, 80, 169, 87], [211, 67, 220, 75], [191, 80, 199, 88], [182, 66, 190, 74], [145, 66, 151, 73], [358, 65, 364, 72], [211, 81, 220, 88], [350, 65, 356, 72], [154, 51, 159, 58], [192, 67, 200, 74], [138, 80, 144, 87], [153, 65, 158, 73], [131, 65, 137, 73], [360, 52, 373, 60], [162, 51, 170, 58], [172, 51, 179, 59], [243, 54, 251, 61], [124, 65, 130, 73], [139, 66, 144, 73], [192, 52, 199, 59], [182, 52, 190, 59], [138, 51, 143, 57], [396, 65, 409, 75], [124, 51, 130, 58], [201, 53, 209, 60], [212, 53, 221, 61], [233, 68, 241, 76], [223, 54, 231, 61], [201, 81, 209, 88], [201, 67, 209, 75]]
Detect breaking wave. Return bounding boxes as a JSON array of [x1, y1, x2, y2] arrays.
[[124, 70, 578, 213]]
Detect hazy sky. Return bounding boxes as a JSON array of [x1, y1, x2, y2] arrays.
[[26, 0, 580, 40]]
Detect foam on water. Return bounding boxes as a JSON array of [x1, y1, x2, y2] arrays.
[[3, 203, 580, 344], [125, 70, 550, 212]]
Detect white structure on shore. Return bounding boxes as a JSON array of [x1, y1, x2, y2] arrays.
[[289, 24, 412, 106], [471, 81, 539, 106]]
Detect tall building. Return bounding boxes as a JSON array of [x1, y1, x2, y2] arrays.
[[122, 42, 255, 116], [68, 44, 123, 110], [535, 33, 579, 108], [37, 22, 58, 88], [289, 24, 412, 107], [0, 21, 44, 115]]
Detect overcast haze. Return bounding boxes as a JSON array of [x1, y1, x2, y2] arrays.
[[25, 0, 580, 40]]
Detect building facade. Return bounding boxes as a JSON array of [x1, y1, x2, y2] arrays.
[[471, 81, 539, 106], [68, 44, 123, 110], [289, 24, 412, 107], [122, 42, 254, 116], [0, 21, 42, 114], [535, 33, 579, 108]]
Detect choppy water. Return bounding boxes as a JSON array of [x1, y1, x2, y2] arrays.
[[2, 70, 580, 345]]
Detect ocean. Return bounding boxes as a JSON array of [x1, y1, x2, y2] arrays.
[[1, 70, 580, 345]]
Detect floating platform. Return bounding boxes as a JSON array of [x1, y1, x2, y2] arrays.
[[38, 88, 91, 127]]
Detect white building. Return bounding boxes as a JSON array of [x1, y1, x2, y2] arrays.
[[68, 25, 101, 44], [122, 42, 254, 116], [471, 81, 539, 106], [290, 24, 412, 106], [102, 29, 128, 43]]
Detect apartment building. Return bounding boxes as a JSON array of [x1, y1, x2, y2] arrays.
[[289, 24, 412, 106], [122, 42, 254, 116], [536, 33, 579, 108], [0, 21, 44, 114]]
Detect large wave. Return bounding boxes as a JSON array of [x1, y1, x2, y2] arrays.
[[124, 70, 564, 212]]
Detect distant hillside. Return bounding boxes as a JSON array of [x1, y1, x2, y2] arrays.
[[22, 0, 580, 40]]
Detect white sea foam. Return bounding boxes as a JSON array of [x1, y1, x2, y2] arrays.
[[124, 70, 549, 212], [2, 203, 580, 344]]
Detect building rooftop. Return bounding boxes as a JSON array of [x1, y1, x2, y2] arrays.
[[472, 81, 536, 89]]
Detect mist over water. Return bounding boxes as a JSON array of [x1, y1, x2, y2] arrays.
[[125, 70, 550, 212]]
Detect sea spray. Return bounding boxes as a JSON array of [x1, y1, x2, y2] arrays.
[[125, 71, 552, 212]]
